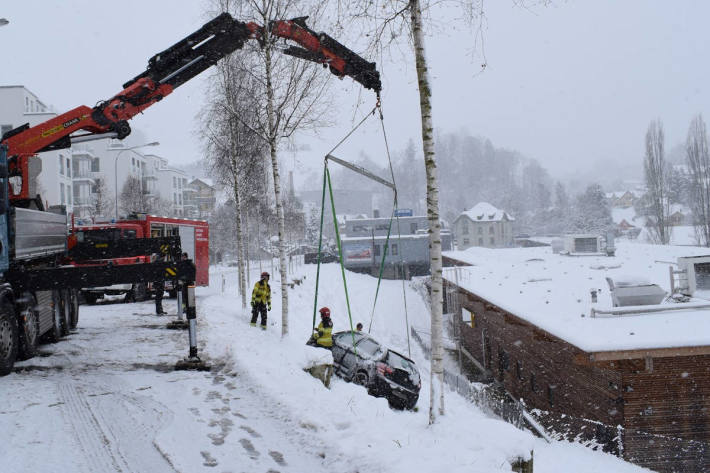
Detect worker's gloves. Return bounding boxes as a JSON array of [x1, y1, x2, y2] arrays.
[[251, 302, 255, 309], [267, 304, 272, 311]]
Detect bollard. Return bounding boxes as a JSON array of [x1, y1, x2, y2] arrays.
[[186, 285, 198, 358], [221, 273, 225, 294], [174, 284, 209, 371]]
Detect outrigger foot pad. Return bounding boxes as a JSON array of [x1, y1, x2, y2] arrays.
[[175, 356, 210, 371], [166, 320, 189, 330]]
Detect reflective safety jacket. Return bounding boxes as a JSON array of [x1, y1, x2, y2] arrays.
[[314, 320, 333, 347], [251, 280, 271, 307]]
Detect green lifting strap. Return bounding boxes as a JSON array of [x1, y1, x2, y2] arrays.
[[325, 165, 358, 350], [368, 204, 395, 333], [311, 165, 328, 333]]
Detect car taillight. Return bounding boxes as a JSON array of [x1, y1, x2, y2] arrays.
[[376, 362, 393, 376]]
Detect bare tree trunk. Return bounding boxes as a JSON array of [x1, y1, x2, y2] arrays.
[[687, 114, 710, 247], [231, 163, 247, 309], [410, 0, 444, 423], [644, 119, 671, 244], [264, 38, 289, 336]]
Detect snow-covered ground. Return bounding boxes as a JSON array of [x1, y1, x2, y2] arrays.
[[0, 262, 650, 472]]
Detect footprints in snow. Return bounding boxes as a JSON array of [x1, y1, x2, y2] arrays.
[[193, 369, 287, 469]]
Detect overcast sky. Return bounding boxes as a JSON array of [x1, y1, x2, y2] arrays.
[[3, 1, 709, 184]]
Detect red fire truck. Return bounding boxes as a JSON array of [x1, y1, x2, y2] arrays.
[[74, 214, 209, 303]]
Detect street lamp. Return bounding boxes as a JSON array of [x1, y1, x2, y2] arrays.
[[0, 19, 9, 27], [114, 141, 159, 219]]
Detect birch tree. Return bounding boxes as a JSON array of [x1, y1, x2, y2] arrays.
[[213, 0, 333, 336], [200, 52, 267, 309], [644, 119, 672, 244], [686, 114, 710, 247], [86, 175, 113, 220], [341, 0, 550, 424]]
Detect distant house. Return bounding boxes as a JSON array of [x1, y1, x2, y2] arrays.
[[185, 178, 216, 218], [607, 191, 637, 209], [453, 202, 514, 250]]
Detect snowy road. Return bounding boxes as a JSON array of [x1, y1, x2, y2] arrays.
[[1, 265, 653, 473], [0, 297, 343, 473]]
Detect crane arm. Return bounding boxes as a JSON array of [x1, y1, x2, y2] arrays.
[[1, 13, 380, 204]]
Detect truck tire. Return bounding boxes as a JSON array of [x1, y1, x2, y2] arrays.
[[0, 298, 18, 376], [18, 293, 40, 360], [61, 290, 71, 336], [67, 289, 79, 330], [45, 290, 65, 343]]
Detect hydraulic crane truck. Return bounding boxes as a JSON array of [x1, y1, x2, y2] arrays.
[[0, 13, 381, 375]]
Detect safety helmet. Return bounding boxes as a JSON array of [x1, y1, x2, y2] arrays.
[[319, 307, 331, 317], [261, 271, 270, 279]]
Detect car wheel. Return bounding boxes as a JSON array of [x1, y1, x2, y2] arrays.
[[404, 395, 419, 410], [0, 298, 18, 376], [18, 293, 39, 360], [354, 371, 369, 387]]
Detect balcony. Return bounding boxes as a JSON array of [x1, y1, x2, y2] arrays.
[[72, 170, 95, 183]]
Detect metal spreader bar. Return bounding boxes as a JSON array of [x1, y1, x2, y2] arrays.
[[325, 154, 395, 190]]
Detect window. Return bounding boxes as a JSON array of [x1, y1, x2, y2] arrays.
[[60, 183, 65, 204], [59, 157, 64, 175], [25, 97, 29, 112], [462, 221, 469, 235], [498, 349, 509, 382], [489, 226, 495, 234], [410, 223, 418, 234], [374, 244, 380, 257], [356, 338, 383, 357], [173, 193, 177, 204], [478, 238, 483, 245], [490, 237, 495, 245], [530, 373, 538, 392], [91, 158, 100, 172], [478, 227, 482, 234], [391, 243, 398, 256], [67, 186, 72, 205], [463, 238, 470, 245]]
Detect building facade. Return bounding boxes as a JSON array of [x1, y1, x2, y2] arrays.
[[453, 202, 514, 250], [1, 85, 204, 220]]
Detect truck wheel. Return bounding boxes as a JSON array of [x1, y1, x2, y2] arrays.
[[68, 289, 79, 330], [61, 290, 71, 336], [0, 298, 18, 376], [45, 290, 64, 343], [18, 293, 39, 360]]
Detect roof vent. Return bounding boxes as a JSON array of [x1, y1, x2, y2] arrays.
[[606, 277, 666, 307]]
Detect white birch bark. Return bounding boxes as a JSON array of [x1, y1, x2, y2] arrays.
[[230, 148, 247, 309], [264, 33, 290, 336], [410, 0, 444, 423]]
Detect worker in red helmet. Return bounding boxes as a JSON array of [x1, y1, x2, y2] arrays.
[[250, 271, 271, 329], [309, 306, 333, 348]]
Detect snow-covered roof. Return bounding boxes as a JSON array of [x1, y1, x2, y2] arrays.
[[456, 202, 514, 223], [443, 242, 710, 353]]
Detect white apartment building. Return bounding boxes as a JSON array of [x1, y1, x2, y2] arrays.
[[1, 85, 196, 220], [0, 85, 73, 212]]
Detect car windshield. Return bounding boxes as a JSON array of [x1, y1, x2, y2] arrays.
[[333, 331, 365, 346], [355, 337, 383, 358], [387, 350, 417, 374]]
